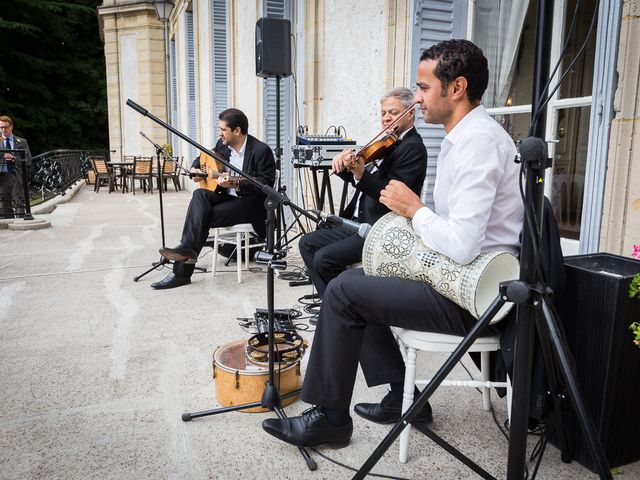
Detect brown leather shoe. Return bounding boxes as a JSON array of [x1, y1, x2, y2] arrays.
[[159, 244, 197, 264]]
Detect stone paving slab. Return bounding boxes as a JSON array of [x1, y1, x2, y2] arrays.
[[1, 186, 638, 479]]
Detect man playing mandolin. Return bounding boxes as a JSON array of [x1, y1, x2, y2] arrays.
[[262, 39, 523, 449], [152, 108, 276, 289], [299, 87, 428, 302]]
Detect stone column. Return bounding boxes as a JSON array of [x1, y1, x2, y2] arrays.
[[600, 0, 640, 255], [99, 1, 168, 160]]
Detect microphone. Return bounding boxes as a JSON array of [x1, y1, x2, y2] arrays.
[[126, 99, 149, 116], [312, 210, 371, 238]]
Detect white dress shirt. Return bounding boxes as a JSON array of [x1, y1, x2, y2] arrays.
[[412, 105, 523, 265], [225, 137, 247, 197]]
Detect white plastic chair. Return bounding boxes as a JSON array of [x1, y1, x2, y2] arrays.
[[210, 223, 261, 283], [392, 328, 512, 463]]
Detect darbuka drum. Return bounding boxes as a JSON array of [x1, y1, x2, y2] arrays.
[[213, 339, 301, 413], [363, 212, 519, 323]]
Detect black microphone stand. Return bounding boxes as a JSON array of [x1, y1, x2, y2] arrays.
[[133, 132, 206, 282], [126, 99, 319, 471], [353, 1, 611, 478]]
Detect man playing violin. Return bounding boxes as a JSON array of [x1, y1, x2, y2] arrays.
[[263, 39, 523, 448], [298, 87, 428, 300], [151, 108, 276, 289]]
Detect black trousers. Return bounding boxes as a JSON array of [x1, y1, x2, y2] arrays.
[[298, 225, 365, 296], [300, 268, 500, 410], [173, 188, 263, 277], [0, 170, 25, 218]]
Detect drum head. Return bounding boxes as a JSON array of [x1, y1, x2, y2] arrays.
[[474, 252, 520, 323]]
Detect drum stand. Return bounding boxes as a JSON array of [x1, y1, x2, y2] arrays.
[[354, 2, 611, 478], [124, 99, 319, 471]]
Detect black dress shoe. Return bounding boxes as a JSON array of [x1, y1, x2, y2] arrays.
[[150, 273, 191, 290], [262, 406, 352, 448], [159, 244, 198, 263], [354, 391, 433, 426]]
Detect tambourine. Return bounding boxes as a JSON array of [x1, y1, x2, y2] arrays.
[[245, 331, 308, 365]]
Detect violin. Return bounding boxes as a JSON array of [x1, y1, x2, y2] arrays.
[[337, 101, 417, 173], [354, 130, 399, 166]]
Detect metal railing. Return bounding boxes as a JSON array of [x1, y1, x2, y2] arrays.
[[29, 149, 112, 203]]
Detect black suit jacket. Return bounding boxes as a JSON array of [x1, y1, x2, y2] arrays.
[[489, 198, 568, 422], [192, 135, 276, 238], [193, 135, 276, 198], [339, 127, 427, 225], [1, 135, 31, 174]]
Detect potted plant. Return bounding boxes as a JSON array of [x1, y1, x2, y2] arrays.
[[559, 249, 640, 471]]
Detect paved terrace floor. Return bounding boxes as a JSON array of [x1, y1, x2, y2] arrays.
[[1, 184, 638, 479]]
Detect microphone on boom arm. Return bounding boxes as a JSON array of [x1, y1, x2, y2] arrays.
[[311, 209, 371, 238]]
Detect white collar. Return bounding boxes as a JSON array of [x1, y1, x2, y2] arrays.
[[444, 105, 486, 145], [231, 137, 247, 156]]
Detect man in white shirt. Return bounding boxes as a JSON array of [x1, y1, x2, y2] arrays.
[[262, 39, 523, 448]]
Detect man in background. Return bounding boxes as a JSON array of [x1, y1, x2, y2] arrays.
[[0, 115, 32, 218]]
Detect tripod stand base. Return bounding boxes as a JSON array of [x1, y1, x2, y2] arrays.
[[133, 256, 207, 282], [133, 256, 170, 282], [180, 387, 317, 471]]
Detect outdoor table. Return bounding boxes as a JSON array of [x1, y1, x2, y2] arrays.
[[108, 161, 134, 193]]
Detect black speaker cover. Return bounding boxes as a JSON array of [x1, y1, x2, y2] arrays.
[[255, 17, 292, 78]]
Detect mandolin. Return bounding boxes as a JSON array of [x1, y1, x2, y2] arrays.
[[197, 152, 244, 191]]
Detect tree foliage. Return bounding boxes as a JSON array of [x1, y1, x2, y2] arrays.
[[0, 0, 108, 154]]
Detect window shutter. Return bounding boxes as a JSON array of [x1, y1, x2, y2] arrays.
[[212, 0, 228, 121], [186, 12, 197, 161], [410, 0, 467, 208], [262, 0, 292, 191], [170, 38, 180, 155]]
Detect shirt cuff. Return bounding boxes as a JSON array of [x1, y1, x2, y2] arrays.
[[411, 206, 435, 230]]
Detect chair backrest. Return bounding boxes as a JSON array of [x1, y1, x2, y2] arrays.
[[92, 157, 109, 174], [133, 157, 152, 174], [162, 158, 177, 174]]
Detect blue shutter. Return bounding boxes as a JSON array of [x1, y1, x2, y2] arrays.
[[262, 0, 292, 191], [170, 37, 180, 155], [410, 0, 467, 208], [580, 0, 622, 252], [212, 0, 228, 121], [186, 12, 197, 160]]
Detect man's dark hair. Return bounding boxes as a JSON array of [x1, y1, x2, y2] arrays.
[[420, 39, 489, 103], [219, 108, 249, 134]]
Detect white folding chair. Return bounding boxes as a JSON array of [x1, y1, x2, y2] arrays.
[[210, 223, 261, 283], [392, 327, 512, 463]]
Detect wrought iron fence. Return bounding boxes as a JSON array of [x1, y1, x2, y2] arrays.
[[29, 149, 112, 203]]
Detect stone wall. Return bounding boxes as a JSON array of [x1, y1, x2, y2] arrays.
[[600, 0, 640, 255]]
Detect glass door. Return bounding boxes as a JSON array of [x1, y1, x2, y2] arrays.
[[472, 0, 598, 255]]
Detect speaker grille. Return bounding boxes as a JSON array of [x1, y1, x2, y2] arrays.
[[255, 17, 291, 78]]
